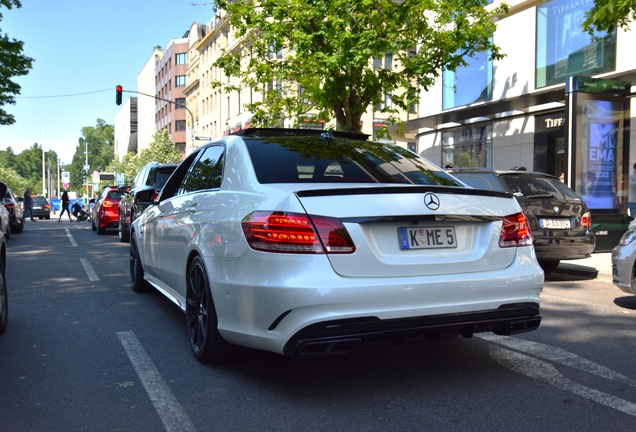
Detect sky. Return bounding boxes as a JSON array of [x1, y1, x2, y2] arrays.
[[0, 0, 216, 164]]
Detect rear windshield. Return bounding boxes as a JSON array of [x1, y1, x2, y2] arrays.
[[107, 191, 123, 200], [33, 197, 48, 204], [245, 137, 462, 186], [152, 169, 176, 189], [501, 175, 581, 200]]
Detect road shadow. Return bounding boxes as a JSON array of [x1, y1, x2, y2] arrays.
[[614, 295, 636, 310]]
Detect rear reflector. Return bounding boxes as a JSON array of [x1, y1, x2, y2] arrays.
[[499, 212, 533, 248], [242, 211, 355, 254]]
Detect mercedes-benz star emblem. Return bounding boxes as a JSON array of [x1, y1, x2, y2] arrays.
[[553, 206, 560, 214], [424, 192, 440, 210]]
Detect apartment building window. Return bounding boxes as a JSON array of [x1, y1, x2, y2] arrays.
[[442, 126, 492, 168], [176, 142, 186, 153], [175, 98, 185, 109], [175, 53, 187, 65], [442, 50, 492, 110], [176, 75, 186, 87], [384, 52, 393, 70], [536, 0, 616, 88], [176, 120, 186, 131]]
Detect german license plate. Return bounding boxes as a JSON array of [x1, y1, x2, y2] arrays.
[[398, 227, 457, 250], [539, 218, 571, 229], [34, 206, 41, 209]]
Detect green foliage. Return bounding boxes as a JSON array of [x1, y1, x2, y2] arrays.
[[113, 130, 182, 184], [0, 0, 34, 125], [0, 165, 28, 194], [213, 0, 506, 134], [68, 119, 115, 192], [583, 0, 636, 34]]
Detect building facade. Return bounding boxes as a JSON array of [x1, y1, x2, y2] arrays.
[[136, 47, 164, 157], [404, 0, 636, 249], [155, 37, 189, 155], [114, 97, 138, 162]]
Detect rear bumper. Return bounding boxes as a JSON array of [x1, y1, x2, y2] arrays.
[[533, 231, 595, 261], [284, 304, 541, 357]]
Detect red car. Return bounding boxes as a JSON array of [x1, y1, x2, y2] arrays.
[[92, 186, 125, 235]]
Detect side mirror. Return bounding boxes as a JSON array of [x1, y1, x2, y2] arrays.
[[0, 182, 7, 199]]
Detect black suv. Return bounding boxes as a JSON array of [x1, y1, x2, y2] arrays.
[[2, 186, 23, 234], [118, 162, 178, 242], [449, 168, 595, 273]]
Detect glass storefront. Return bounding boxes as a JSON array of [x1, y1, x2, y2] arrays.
[[536, 0, 616, 88], [443, 50, 492, 110], [442, 126, 492, 168]]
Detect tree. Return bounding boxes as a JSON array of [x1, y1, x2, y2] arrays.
[[69, 119, 115, 192], [0, 0, 34, 125], [114, 130, 182, 183], [583, 0, 636, 34], [212, 0, 507, 135]]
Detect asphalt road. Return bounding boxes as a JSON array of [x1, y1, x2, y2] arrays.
[[0, 219, 635, 432]]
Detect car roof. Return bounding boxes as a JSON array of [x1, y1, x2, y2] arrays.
[[450, 167, 560, 180]]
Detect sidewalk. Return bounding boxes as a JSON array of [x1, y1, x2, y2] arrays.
[[557, 252, 612, 280]]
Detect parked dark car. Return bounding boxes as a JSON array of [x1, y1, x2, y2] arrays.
[[2, 186, 23, 234], [0, 198, 9, 240], [92, 186, 125, 235], [31, 195, 51, 219], [118, 162, 178, 243], [0, 182, 8, 334], [449, 167, 595, 273]]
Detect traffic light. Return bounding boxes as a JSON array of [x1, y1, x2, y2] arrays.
[[116, 85, 123, 105]]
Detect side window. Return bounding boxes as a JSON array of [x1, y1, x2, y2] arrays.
[[134, 167, 147, 189], [209, 154, 224, 189], [178, 145, 225, 194]]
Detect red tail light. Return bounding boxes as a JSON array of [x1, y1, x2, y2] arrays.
[[102, 199, 116, 209], [44, 204, 50, 210], [580, 211, 592, 228], [499, 212, 533, 248], [242, 211, 355, 254]]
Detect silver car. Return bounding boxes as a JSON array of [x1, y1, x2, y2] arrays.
[[611, 221, 636, 296], [131, 129, 544, 362]]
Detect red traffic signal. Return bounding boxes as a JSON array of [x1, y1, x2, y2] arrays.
[[116, 85, 123, 105]]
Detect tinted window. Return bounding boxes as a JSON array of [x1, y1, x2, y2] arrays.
[[178, 146, 225, 194], [501, 175, 580, 200], [154, 168, 176, 189], [245, 137, 462, 186], [107, 191, 123, 200], [455, 176, 495, 190]]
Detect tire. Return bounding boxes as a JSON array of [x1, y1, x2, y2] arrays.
[[130, 236, 151, 293], [3, 224, 10, 240], [119, 217, 130, 243], [97, 225, 105, 235], [186, 256, 236, 363], [0, 257, 8, 335], [539, 260, 560, 274], [46, 215, 50, 220], [91, 218, 96, 231]]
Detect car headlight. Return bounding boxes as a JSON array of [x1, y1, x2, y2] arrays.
[[619, 229, 636, 246]]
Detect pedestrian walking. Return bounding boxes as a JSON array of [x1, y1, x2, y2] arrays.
[[23, 187, 36, 222], [629, 163, 636, 220], [58, 191, 73, 222]]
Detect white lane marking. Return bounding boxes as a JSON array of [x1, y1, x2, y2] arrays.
[[490, 345, 636, 417], [117, 331, 196, 432], [477, 333, 636, 388], [79, 258, 100, 282], [65, 228, 78, 246]]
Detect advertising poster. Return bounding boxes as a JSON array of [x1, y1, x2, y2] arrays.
[[578, 98, 624, 210]]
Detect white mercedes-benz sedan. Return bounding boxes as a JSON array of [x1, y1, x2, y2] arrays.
[[130, 128, 544, 363]]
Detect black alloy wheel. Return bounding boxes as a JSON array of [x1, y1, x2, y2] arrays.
[[0, 258, 8, 334], [186, 256, 235, 363]]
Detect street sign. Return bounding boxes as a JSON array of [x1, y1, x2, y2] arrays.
[[62, 171, 70, 183], [195, 136, 212, 141], [91, 170, 100, 183], [116, 172, 124, 186], [63, 182, 69, 189]]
